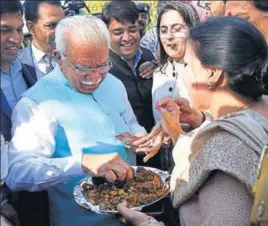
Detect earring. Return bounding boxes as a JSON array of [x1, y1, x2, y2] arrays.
[[208, 82, 213, 89]]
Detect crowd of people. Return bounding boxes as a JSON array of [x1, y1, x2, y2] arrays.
[[1, 1, 268, 226]]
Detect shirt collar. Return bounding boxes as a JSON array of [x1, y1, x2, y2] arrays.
[[31, 42, 47, 63], [132, 48, 143, 71], [117, 48, 143, 71]]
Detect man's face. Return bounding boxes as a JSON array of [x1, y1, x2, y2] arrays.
[[138, 12, 150, 33], [108, 18, 140, 60], [56, 33, 110, 94], [0, 11, 24, 64], [28, 3, 64, 53]]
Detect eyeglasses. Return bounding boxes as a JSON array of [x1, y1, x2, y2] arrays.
[[63, 55, 113, 76], [159, 24, 188, 39]]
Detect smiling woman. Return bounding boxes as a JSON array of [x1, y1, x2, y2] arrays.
[[152, 1, 200, 123]]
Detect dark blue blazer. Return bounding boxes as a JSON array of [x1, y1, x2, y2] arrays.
[[1, 63, 37, 141]]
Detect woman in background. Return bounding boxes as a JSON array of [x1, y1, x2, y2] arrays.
[[152, 1, 200, 123], [150, 2, 200, 171]]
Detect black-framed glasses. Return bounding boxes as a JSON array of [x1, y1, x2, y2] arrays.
[[159, 24, 188, 39], [63, 54, 113, 76]]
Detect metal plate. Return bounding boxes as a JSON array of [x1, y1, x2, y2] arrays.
[[73, 166, 170, 214]]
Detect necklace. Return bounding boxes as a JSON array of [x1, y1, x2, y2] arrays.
[[220, 103, 251, 119]]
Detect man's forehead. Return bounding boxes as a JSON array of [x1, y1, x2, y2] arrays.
[[0, 12, 23, 26], [109, 19, 138, 29], [0, 11, 22, 20], [37, 3, 64, 21], [66, 43, 109, 64]]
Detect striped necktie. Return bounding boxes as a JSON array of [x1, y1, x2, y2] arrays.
[[43, 55, 54, 74]]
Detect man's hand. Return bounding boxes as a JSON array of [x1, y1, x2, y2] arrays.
[[157, 97, 204, 129], [135, 130, 164, 163], [81, 153, 133, 183], [139, 61, 159, 79]]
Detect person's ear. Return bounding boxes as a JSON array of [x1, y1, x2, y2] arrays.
[[53, 50, 63, 66], [26, 21, 35, 35], [205, 67, 224, 89]]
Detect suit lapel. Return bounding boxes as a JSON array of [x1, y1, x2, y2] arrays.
[[18, 44, 35, 67], [21, 63, 37, 87], [0, 89, 12, 120]]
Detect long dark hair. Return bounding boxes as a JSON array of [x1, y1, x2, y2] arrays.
[[157, 2, 200, 70], [188, 17, 268, 100]]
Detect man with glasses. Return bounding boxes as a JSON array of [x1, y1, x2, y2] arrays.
[[102, 1, 161, 168], [5, 15, 145, 226]]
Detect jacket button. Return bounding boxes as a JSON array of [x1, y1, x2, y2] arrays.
[[173, 72, 176, 77], [169, 87, 173, 92]]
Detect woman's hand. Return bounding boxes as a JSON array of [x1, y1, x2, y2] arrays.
[[117, 201, 161, 226], [156, 99, 182, 143], [157, 97, 204, 129]]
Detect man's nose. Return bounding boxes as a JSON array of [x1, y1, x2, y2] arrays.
[[9, 30, 21, 44], [122, 30, 131, 41], [86, 70, 101, 80]]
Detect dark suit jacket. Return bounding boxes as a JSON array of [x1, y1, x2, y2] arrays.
[[1, 63, 36, 141], [1, 62, 50, 226]]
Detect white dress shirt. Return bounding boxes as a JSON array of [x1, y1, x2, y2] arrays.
[[31, 43, 56, 79], [6, 89, 146, 191], [152, 61, 189, 122]]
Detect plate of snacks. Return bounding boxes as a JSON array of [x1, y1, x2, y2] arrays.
[[73, 166, 170, 214]]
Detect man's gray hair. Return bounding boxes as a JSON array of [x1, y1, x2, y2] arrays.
[[55, 15, 111, 54]]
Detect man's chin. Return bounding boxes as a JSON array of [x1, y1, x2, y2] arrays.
[[4, 54, 18, 62]]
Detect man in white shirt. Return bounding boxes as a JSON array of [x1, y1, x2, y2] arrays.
[[18, 0, 65, 79], [6, 15, 145, 226]]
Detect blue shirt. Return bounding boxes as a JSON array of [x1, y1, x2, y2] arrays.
[[120, 48, 143, 76], [140, 27, 159, 54], [1, 60, 28, 110]]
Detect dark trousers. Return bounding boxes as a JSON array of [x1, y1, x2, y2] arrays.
[[13, 191, 50, 226]]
